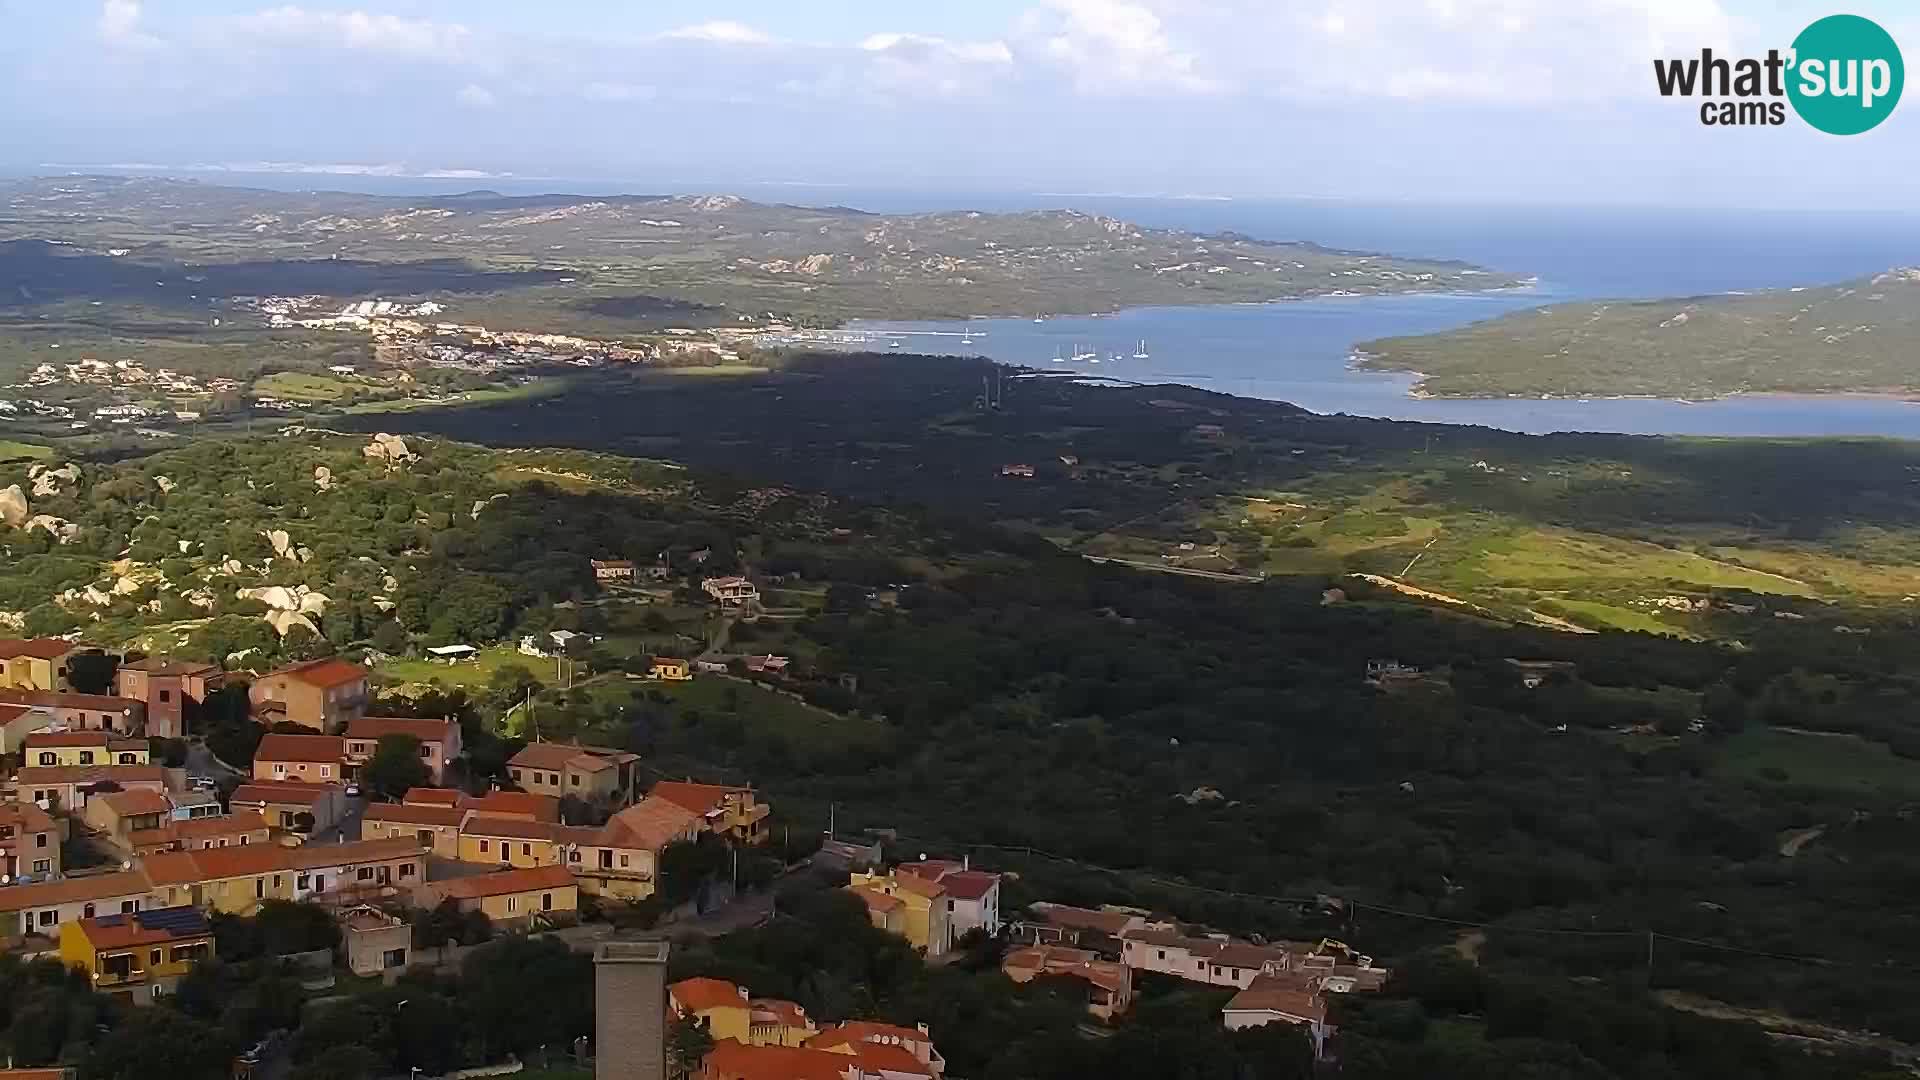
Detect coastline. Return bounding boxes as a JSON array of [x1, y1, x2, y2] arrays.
[[1346, 349, 1920, 405]]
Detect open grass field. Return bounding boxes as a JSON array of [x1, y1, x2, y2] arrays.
[[375, 645, 534, 691], [0, 439, 51, 460], [1715, 726, 1920, 798], [253, 371, 363, 402], [654, 675, 884, 750]]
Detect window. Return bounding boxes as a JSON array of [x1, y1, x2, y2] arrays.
[[598, 850, 611, 869], [32, 860, 49, 874], [419, 746, 432, 760], [82, 903, 95, 918], [118, 753, 135, 764], [399, 863, 414, 878], [297, 873, 310, 890], [158, 689, 170, 702], [479, 839, 489, 853], [319, 766, 331, 779], [357, 867, 374, 881], [542, 892, 553, 911], [417, 830, 432, 845], [521, 843, 531, 856], [240, 836, 249, 845], [273, 874, 283, 888], [570, 850, 581, 864], [149, 948, 162, 966], [619, 854, 629, 868], [500, 844, 510, 863], [120, 900, 136, 913], [256, 879, 265, 898], [1157, 949, 1166, 961], [280, 812, 295, 828], [273, 764, 286, 778], [77, 751, 93, 765], [170, 943, 207, 963], [36, 752, 54, 766], [507, 896, 518, 912], [571, 775, 581, 787], [37, 910, 55, 927], [35, 833, 47, 848], [511, 769, 522, 783]]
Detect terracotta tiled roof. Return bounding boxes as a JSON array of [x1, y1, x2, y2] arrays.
[[806, 1020, 932, 1052], [0, 802, 56, 838], [936, 870, 998, 901], [461, 815, 558, 842], [1225, 976, 1326, 1023], [366, 803, 465, 828], [18, 765, 165, 787], [129, 811, 268, 850], [508, 743, 586, 771], [704, 1040, 860, 1080], [0, 1068, 75, 1080], [229, 780, 336, 805], [0, 689, 143, 712], [571, 754, 618, 774], [670, 976, 748, 1013], [850, 885, 902, 914], [23, 730, 111, 748], [255, 733, 345, 763], [0, 870, 153, 911], [401, 788, 460, 806], [458, 790, 558, 822], [426, 864, 573, 900], [891, 873, 945, 900], [142, 837, 423, 886], [76, 905, 210, 950], [96, 789, 173, 818], [0, 705, 31, 726], [850, 1042, 934, 1077], [602, 797, 698, 851], [266, 658, 367, 689], [648, 780, 746, 817], [0, 639, 75, 660], [346, 717, 456, 744]]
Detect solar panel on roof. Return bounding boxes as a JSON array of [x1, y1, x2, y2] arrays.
[[134, 906, 208, 934]]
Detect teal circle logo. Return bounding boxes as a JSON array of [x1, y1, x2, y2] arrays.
[[1788, 14, 1903, 135]]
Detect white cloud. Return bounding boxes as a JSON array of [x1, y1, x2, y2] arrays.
[[1018, 0, 1221, 95], [455, 83, 495, 108], [221, 7, 473, 61], [664, 20, 773, 46], [98, 0, 161, 49]]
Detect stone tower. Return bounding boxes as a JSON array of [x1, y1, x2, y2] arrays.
[[595, 939, 670, 1080]]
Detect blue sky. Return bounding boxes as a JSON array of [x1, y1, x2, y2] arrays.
[[2, 1, 1916, 208]]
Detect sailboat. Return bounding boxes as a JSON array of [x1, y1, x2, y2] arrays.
[[961, 329, 973, 346], [1052, 346, 1066, 363], [1133, 339, 1150, 359], [1070, 342, 1096, 363]]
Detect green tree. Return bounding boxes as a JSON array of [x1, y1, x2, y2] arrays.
[[667, 1013, 714, 1080], [362, 734, 429, 799]]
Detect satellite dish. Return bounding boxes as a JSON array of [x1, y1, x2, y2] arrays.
[[121, 861, 132, 871], [2, 875, 13, 885]]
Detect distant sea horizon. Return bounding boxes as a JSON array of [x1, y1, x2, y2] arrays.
[[18, 167, 1920, 437]]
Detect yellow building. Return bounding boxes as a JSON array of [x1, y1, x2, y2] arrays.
[[442, 797, 701, 903], [140, 837, 426, 915], [24, 730, 149, 768], [0, 640, 76, 693], [848, 870, 952, 957], [669, 978, 817, 1048], [648, 656, 692, 681], [412, 864, 577, 927], [456, 815, 566, 869], [59, 905, 214, 1005]]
